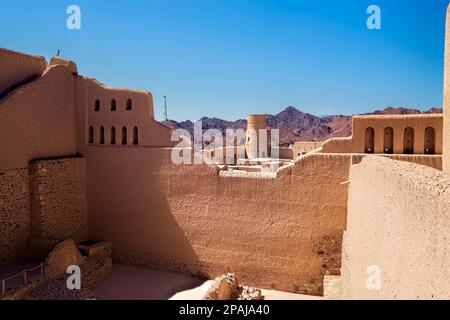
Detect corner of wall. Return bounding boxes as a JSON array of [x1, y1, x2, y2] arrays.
[[443, 5, 450, 172]]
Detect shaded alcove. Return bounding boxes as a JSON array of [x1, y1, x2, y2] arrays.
[[111, 99, 117, 112], [383, 127, 394, 154], [122, 127, 127, 145], [133, 126, 139, 145], [365, 127, 375, 153], [94, 100, 100, 112], [424, 127, 435, 154], [111, 127, 116, 145], [100, 126, 105, 145], [88, 126, 94, 144], [126, 99, 133, 111], [403, 127, 414, 154]]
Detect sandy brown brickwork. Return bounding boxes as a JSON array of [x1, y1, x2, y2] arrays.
[[87, 148, 350, 295], [50, 57, 78, 75], [83, 78, 176, 149], [0, 168, 30, 264], [0, 64, 77, 170], [0, 48, 174, 266], [82, 256, 113, 290], [86, 147, 442, 295], [77, 241, 112, 260], [29, 158, 88, 243], [0, 48, 47, 98], [341, 156, 450, 299]]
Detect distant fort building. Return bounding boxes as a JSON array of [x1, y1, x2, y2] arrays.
[[322, 114, 443, 156], [245, 114, 270, 159]]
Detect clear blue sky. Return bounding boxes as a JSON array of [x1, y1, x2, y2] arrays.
[[0, 0, 448, 121]]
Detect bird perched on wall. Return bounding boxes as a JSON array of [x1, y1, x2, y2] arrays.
[[56, 49, 60, 56]]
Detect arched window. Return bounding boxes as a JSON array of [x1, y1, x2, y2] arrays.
[[94, 100, 100, 112], [111, 99, 117, 111], [100, 126, 105, 145], [133, 126, 139, 145], [403, 127, 414, 154], [126, 99, 133, 111], [111, 127, 116, 145], [364, 127, 375, 153], [88, 126, 94, 144], [424, 127, 435, 155], [383, 127, 394, 154], [122, 126, 127, 145]]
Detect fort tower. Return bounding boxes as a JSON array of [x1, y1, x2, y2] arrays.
[[245, 114, 269, 159]]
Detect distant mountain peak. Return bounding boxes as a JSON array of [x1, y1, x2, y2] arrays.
[[282, 106, 300, 112], [276, 106, 304, 116]]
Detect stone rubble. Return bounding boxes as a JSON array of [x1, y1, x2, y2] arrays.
[[203, 273, 264, 300]]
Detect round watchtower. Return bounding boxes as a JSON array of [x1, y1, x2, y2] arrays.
[[245, 114, 269, 159]]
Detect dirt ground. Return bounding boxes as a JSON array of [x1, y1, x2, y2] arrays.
[[94, 263, 322, 300]]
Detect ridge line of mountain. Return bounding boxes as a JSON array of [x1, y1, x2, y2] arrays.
[[162, 106, 443, 143]]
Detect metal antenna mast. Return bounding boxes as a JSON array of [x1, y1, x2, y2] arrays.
[[164, 96, 168, 121]]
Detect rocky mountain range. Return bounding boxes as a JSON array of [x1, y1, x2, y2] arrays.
[[162, 106, 442, 144]]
